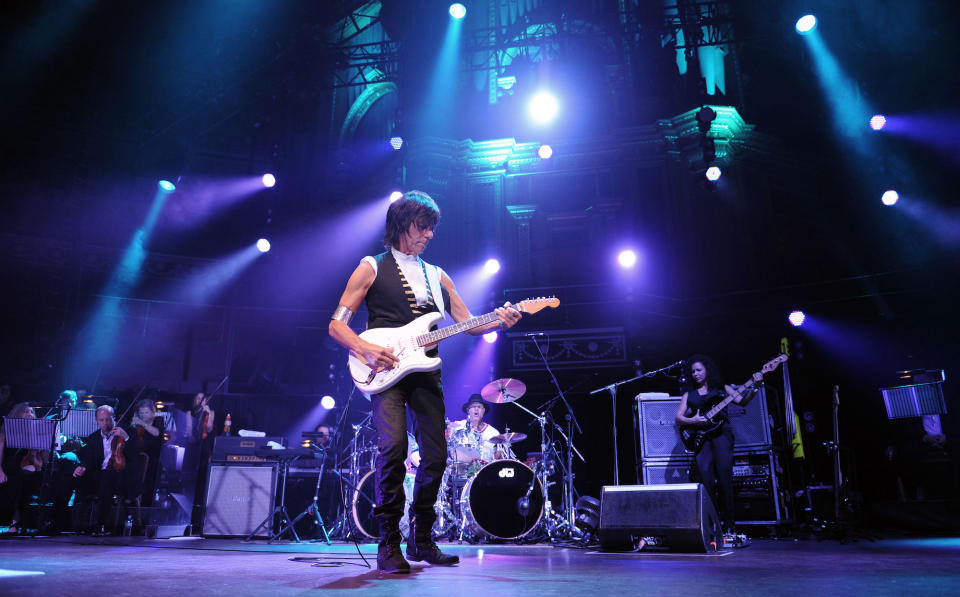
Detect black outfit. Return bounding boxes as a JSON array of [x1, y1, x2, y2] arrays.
[[133, 419, 165, 507], [0, 445, 42, 527], [78, 427, 143, 528], [686, 388, 736, 530], [364, 251, 451, 547]]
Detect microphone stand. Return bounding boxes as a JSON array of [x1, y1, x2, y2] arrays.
[[588, 360, 683, 485]]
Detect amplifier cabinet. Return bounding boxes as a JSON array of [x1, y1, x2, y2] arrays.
[[203, 464, 277, 538]]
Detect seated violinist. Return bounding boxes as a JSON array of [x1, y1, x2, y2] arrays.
[[0, 403, 47, 533], [131, 399, 165, 507], [73, 405, 142, 533]]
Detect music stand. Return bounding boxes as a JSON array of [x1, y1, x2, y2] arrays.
[[58, 408, 98, 438], [2, 417, 59, 451]]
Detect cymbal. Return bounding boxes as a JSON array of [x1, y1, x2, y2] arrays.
[[488, 432, 527, 445], [481, 378, 527, 403]]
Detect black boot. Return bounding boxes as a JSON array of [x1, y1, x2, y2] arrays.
[[377, 520, 410, 574], [406, 512, 458, 566]]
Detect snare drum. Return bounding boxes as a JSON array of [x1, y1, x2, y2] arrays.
[[460, 460, 543, 540]]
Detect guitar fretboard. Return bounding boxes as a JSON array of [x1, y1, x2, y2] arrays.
[[416, 311, 500, 347], [705, 379, 756, 419]]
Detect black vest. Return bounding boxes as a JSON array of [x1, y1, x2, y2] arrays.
[[365, 251, 449, 330]]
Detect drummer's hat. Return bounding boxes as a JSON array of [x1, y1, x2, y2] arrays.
[[462, 393, 487, 414]]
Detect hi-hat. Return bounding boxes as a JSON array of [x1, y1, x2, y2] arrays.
[[489, 432, 527, 445], [481, 378, 527, 403]]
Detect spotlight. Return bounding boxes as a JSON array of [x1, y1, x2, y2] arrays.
[[881, 190, 899, 206], [483, 331, 498, 343], [261, 173, 276, 188], [321, 395, 336, 409], [788, 310, 806, 327], [538, 144, 553, 159], [449, 3, 466, 19], [256, 238, 271, 253], [158, 180, 176, 193], [528, 91, 559, 125], [795, 15, 817, 34], [389, 136, 404, 150], [705, 166, 722, 181], [389, 191, 404, 202], [617, 249, 637, 268], [869, 115, 887, 131], [483, 258, 501, 275]]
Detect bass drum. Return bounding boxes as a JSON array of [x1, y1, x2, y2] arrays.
[[351, 470, 449, 541], [461, 460, 543, 540]]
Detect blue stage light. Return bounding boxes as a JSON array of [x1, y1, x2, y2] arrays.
[[788, 310, 806, 327], [528, 91, 559, 125], [256, 238, 271, 253], [158, 180, 176, 193], [262, 173, 276, 188], [484, 258, 501, 275], [449, 3, 466, 19], [617, 249, 637, 268], [881, 190, 899, 206], [705, 166, 722, 181], [389, 136, 404, 150], [538, 144, 553, 159], [795, 15, 817, 34], [869, 115, 887, 131], [389, 191, 404, 202]]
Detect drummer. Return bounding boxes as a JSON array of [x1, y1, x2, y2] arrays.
[[447, 395, 513, 462]]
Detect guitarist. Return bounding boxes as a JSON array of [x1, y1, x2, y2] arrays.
[[328, 191, 521, 573], [675, 354, 762, 539]]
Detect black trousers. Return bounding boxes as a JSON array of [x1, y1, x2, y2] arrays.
[[694, 425, 736, 530], [371, 371, 446, 531]]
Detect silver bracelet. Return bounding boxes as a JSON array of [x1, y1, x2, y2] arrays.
[[332, 305, 354, 324]]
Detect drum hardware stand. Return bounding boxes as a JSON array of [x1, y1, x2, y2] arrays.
[[278, 444, 332, 545], [246, 451, 302, 543], [589, 360, 684, 485]]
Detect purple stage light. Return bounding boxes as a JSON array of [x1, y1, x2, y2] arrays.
[[262, 173, 276, 188], [789, 310, 806, 327], [617, 249, 637, 268], [389, 191, 404, 202], [881, 190, 899, 206], [483, 331, 498, 343], [483, 258, 501, 275], [705, 166, 722, 181], [869, 115, 887, 131], [321, 395, 336, 409], [538, 144, 553, 159], [528, 91, 559, 125], [256, 238, 271, 253], [389, 136, 404, 150]]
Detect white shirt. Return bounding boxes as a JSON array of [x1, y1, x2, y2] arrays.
[[362, 248, 446, 314], [100, 431, 113, 470]]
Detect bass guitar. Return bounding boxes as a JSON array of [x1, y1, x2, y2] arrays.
[[679, 354, 788, 452], [348, 297, 559, 394]]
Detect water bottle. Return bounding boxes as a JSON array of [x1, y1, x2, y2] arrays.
[[223, 413, 232, 436], [123, 515, 133, 536]]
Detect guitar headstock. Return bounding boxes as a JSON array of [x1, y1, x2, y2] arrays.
[[516, 296, 560, 315], [760, 354, 788, 374]]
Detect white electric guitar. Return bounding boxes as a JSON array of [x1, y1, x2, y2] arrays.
[[348, 297, 559, 394]]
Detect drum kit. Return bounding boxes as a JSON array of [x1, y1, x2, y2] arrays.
[[338, 377, 584, 544]]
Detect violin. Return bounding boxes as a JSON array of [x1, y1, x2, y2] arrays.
[[107, 424, 127, 471]]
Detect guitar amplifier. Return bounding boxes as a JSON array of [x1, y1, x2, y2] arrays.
[[203, 464, 277, 538], [636, 388, 772, 459], [212, 436, 286, 463], [641, 458, 694, 485]]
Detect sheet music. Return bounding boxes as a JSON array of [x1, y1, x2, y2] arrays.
[[2, 417, 58, 450]]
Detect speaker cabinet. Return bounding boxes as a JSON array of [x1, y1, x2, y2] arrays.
[[598, 483, 720, 552], [641, 458, 694, 485], [203, 464, 277, 538]]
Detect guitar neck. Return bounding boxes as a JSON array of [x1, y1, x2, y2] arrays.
[[704, 378, 756, 419], [416, 311, 499, 346]]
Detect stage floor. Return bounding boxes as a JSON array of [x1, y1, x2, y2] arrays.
[[1, 534, 959, 596]]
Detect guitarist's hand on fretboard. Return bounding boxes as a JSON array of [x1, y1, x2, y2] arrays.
[[689, 413, 709, 426]]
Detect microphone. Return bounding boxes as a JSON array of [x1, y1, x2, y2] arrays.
[[524, 332, 545, 337], [516, 496, 530, 516]]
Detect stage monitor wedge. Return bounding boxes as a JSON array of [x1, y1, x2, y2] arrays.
[[597, 483, 720, 552]]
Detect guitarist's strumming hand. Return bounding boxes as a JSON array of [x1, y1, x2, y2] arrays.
[[358, 341, 399, 371], [688, 412, 710, 426]]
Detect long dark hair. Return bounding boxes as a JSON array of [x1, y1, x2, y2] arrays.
[[684, 354, 725, 392], [383, 190, 440, 249]]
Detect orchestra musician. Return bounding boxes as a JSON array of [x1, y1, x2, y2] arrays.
[[187, 392, 216, 532], [675, 355, 760, 541], [0, 403, 47, 533], [131, 398, 165, 507], [328, 190, 522, 573], [72, 405, 142, 534]]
